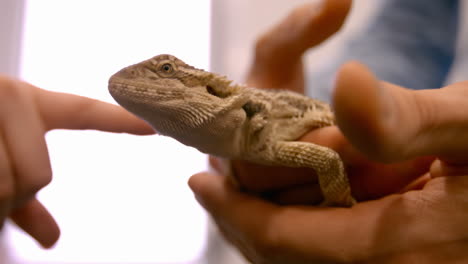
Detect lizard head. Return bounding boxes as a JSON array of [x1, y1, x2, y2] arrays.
[[108, 55, 247, 150]]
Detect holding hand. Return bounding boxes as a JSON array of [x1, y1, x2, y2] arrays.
[[0, 76, 153, 248], [190, 0, 468, 262], [190, 61, 468, 264]]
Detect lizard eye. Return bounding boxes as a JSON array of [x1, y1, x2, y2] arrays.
[[160, 63, 173, 73]]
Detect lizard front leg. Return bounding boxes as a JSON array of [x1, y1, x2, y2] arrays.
[[272, 141, 356, 206]]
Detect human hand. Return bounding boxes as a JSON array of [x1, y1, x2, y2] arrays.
[[211, 0, 433, 203], [190, 63, 468, 263], [208, 0, 365, 204], [0, 75, 154, 248]]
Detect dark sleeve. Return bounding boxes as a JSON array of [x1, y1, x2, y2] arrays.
[[308, 0, 460, 101]]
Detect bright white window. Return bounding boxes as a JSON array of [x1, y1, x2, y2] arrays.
[[5, 1, 210, 263]]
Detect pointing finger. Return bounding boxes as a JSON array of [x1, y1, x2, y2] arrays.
[[33, 87, 154, 135]]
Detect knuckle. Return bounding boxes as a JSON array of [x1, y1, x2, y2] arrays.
[[254, 34, 269, 52], [28, 166, 53, 194], [37, 167, 53, 188], [251, 227, 283, 260], [0, 75, 23, 101], [253, 33, 278, 62]]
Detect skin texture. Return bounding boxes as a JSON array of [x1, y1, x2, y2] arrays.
[[0, 75, 153, 248], [189, 0, 468, 263]]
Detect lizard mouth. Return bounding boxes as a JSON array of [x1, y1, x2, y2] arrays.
[[108, 80, 182, 103], [108, 80, 152, 97]]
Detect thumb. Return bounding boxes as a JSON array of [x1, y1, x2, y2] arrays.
[[333, 61, 468, 163]]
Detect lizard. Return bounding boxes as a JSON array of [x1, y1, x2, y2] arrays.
[[108, 54, 356, 206]]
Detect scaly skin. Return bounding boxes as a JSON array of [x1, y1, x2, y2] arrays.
[[108, 54, 356, 206]]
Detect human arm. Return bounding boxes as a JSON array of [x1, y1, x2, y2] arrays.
[[0, 75, 154, 248]]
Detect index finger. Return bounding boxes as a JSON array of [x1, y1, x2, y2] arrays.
[[33, 87, 155, 134]]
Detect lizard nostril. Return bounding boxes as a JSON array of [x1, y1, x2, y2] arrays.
[[127, 68, 138, 77]]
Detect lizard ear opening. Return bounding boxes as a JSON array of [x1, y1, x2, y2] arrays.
[[242, 101, 262, 118], [206, 85, 230, 98], [206, 85, 219, 97]]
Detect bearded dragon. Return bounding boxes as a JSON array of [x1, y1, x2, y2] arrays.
[[108, 54, 356, 206]]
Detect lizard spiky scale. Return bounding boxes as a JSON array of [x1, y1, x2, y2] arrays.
[[109, 54, 356, 206]]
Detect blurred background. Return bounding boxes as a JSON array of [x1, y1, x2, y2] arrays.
[[1, 0, 467, 263]]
